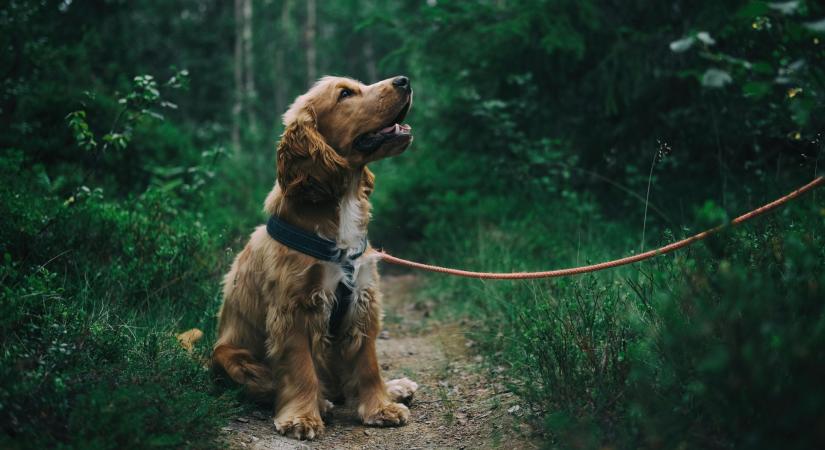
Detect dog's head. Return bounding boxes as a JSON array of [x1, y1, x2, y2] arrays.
[[277, 76, 413, 202]]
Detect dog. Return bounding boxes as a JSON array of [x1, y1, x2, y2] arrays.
[[212, 75, 418, 440]]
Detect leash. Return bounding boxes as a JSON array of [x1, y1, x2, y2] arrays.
[[376, 176, 824, 280]]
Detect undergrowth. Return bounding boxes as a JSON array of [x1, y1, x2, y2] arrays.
[[417, 190, 824, 449], [0, 143, 247, 448]]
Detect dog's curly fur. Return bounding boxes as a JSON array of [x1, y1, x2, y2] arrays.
[[212, 76, 417, 440]]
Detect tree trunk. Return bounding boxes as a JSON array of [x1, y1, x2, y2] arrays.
[[305, 0, 317, 87], [363, 38, 377, 83], [242, 0, 257, 137], [275, 0, 291, 124], [232, 0, 243, 152], [361, 0, 377, 82]]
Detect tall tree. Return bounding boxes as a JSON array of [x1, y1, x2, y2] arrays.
[[232, 0, 243, 152], [361, 0, 377, 83], [242, 0, 258, 138], [274, 0, 292, 125], [305, 0, 317, 87], [363, 39, 377, 83]]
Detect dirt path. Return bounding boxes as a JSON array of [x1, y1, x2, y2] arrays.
[[222, 274, 538, 450]]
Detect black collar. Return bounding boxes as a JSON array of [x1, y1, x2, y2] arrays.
[[266, 215, 367, 334]]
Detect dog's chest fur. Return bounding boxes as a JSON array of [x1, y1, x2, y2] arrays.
[[319, 179, 377, 327]]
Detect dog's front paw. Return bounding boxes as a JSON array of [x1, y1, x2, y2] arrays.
[[318, 398, 334, 419], [386, 377, 419, 405], [273, 414, 324, 440], [360, 401, 410, 427]]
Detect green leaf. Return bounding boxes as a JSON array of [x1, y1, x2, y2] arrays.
[[742, 81, 772, 99], [736, 1, 770, 19]]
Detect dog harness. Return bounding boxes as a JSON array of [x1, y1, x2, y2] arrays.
[[266, 215, 367, 335]]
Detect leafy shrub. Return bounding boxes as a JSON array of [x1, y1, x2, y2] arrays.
[[627, 201, 825, 449], [425, 192, 824, 449], [0, 143, 239, 448], [0, 263, 234, 449]]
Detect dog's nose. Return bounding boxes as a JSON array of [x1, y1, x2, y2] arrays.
[[392, 76, 410, 90]]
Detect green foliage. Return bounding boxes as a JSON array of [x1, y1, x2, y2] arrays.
[[0, 30, 247, 444], [65, 111, 97, 151], [0, 145, 239, 448], [0, 266, 233, 450], [2, 0, 824, 448], [372, 0, 824, 246], [383, 4, 825, 447], [626, 204, 825, 449], [425, 194, 824, 449]]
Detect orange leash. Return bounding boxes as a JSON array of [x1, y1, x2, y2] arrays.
[[376, 176, 824, 280]]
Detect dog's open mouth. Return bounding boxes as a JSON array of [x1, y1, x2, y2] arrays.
[[353, 98, 413, 154], [378, 100, 412, 136]]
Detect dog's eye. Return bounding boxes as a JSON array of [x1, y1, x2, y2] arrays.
[[339, 88, 353, 100]]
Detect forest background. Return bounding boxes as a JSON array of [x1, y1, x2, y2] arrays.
[[1, 0, 824, 448]]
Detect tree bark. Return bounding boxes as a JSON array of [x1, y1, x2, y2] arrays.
[[275, 0, 291, 123], [305, 0, 317, 87], [242, 0, 257, 137], [232, 0, 243, 152], [363, 38, 377, 83], [361, 0, 377, 83]]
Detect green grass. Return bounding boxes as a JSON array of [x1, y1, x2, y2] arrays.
[[410, 191, 825, 449], [0, 150, 244, 449]]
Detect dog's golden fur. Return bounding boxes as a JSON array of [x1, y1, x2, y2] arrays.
[[212, 76, 417, 440]]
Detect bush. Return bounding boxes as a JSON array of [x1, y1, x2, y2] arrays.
[[627, 201, 825, 449], [421, 191, 824, 449], [0, 264, 234, 449], [0, 148, 240, 449]]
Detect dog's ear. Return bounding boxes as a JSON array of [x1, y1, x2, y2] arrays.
[[276, 108, 348, 203]]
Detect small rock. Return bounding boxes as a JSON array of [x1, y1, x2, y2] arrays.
[[220, 427, 232, 433], [235, 416, 250, 423], [378, 330, 390, 340], [465, 340, 475, 348], [364, 429, 372, 436], [507, 405, 521, 414]]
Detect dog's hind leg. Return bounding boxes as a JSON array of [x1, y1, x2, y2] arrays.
[[212, 343, 276, 401]]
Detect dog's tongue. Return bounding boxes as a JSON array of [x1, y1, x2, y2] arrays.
[[379, 123, 412, 134], [380, 124, 399, 134]]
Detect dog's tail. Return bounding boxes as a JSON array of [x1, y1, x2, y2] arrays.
[[212, 344, 276, 401], [176, 328, 204, 353]]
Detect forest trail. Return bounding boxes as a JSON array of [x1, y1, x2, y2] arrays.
[[222, 274, 538, 450]]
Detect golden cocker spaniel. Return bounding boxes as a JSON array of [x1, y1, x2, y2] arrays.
[[212, 75, 418, 440]]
